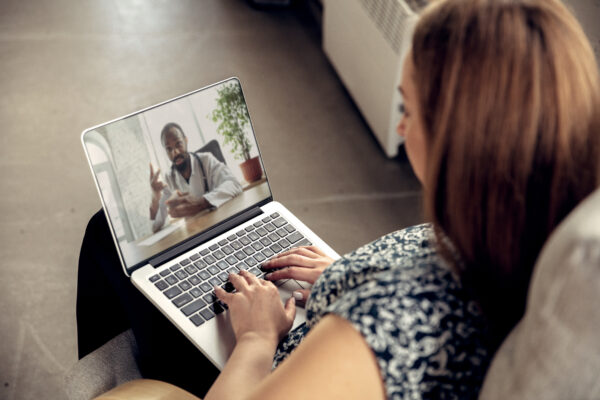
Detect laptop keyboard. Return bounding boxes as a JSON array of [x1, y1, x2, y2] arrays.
[[147, 212, 311, 327]]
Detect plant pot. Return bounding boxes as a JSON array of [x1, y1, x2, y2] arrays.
[[240, 156, 263, 183]]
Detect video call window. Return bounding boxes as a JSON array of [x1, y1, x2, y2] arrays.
[[83, 79, 271, 270]]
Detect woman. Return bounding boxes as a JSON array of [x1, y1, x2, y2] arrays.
[[78, 0, 600, 398], [204, 0, 600, 398]]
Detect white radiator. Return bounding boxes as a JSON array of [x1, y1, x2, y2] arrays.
[[323, 0, 417, 157]]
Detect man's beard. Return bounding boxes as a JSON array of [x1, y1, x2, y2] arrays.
[[174, 153, 190, 173]]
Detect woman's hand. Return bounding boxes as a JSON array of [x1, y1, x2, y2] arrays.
[[214, 270, 296, 345], [261, 246, 334, 303]]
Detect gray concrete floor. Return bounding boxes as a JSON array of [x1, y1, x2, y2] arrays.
[[0, 1, 422, 399]]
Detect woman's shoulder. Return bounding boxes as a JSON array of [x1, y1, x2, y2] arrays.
[[329, 223, 439, 275], [309, 224, 491, 398]]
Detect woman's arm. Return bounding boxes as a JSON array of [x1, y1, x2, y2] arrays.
[[206, 270, 385, 400], [247, 314, 386, 400]]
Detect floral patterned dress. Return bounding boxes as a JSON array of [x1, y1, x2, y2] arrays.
[[273, 224, 491, 399]]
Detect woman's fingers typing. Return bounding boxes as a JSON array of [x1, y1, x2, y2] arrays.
[[265, 266, 320, 282], [262, 245, 334, 285], [214, 270, 296, 343]]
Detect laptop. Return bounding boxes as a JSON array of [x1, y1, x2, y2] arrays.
[[81, 77, 340, 369]]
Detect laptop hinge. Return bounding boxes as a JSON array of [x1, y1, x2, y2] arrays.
[[148, 205, 264, 268]]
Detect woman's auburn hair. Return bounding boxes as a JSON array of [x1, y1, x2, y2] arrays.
[[412, 0, 600, 346]]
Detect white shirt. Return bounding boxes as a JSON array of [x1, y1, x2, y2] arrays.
[[152, 152, 242, 232]]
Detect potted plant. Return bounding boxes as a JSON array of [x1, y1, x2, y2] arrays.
[[210, 82, 263, 183]]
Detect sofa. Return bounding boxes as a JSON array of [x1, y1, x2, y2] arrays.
[[65, 187, 600, 399]]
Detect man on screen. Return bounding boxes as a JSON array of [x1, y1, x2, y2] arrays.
[[149, 122, 243, 232]]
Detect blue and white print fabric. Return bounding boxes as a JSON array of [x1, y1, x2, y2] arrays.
[[273, 224, 491, 399]]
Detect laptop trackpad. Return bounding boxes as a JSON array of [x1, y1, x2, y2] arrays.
[[276, 280, 307, 330]]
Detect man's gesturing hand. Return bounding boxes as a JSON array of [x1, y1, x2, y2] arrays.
[[150, 164, 166, 194], [262, 246, 334, 303]]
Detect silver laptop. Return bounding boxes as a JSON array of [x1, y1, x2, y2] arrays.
[[81, 77, 339, 369]]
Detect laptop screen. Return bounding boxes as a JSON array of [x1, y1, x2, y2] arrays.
[[82, 78, 272, 272]]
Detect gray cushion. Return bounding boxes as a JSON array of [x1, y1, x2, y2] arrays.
[[479, 188, 600, 399]]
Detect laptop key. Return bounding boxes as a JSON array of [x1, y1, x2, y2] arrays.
[[170, 263, 182, 272], [200, 308, 215, 321], [209, 244, 219, 251], [286, 231, 304, 244], [268, 233, 280, 242], [276, 228, 288, 238], [209, 277, 220, 287], [218, 271, 228, 282], [190, 314, 204, 326], [188, 275, 201, 286], [226, 255, 237, 265], [175, 270, 188, 280], [227, 234, 237, 241], [264, 223, 276, 232], [248, 232, 260, 241], [253, 221, 263, 228], [180, 259, 191, 266], [208, 265, 220, 275], [236, 230, 246, 237], [185, 265, 198, 275], [251, 242, 264, 251], [256, 227, 268, 237], [262, 216, 271, 223], [234, 251, 247, 261], [239, 236, 251, 246], [261, 248, 275, 258], [296, 238, 312, 247], [270, 212, 280, 218], [236, 262, 249, 271], [197, 270, 210, 281], [278, 238, 291, 248], [254, 253, 266, 263], [149, 274, 160, 282], [199, 248, 210, 256], [245, 225, 254, 232], [231, 241, 242, 250], [243, 246, 255, 256], [160, 269, 171, 277], [222, 245, 234, 255], [164, 286, 182, 299], [272, 218, 287, 228], [217, 260, 229, 270], [190, 287, 202, 298], [284, 224, 296, 233], [259, 237, 272, 247], [245, 257, 258, 267], [165, 275, 179, 285], [181, 298, 207, 316], [203, 293, 215, 304], [218, 239, 229, 246], [190, 254, 200, 261], [154, 280, 168, 291], [203, 255, 216, 265], [269, 243, 283, 253], [178, 281, 192, 291], [199, 282, 212, 293], [213, 250, 225, 260], [173, 293, 193, 308]]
